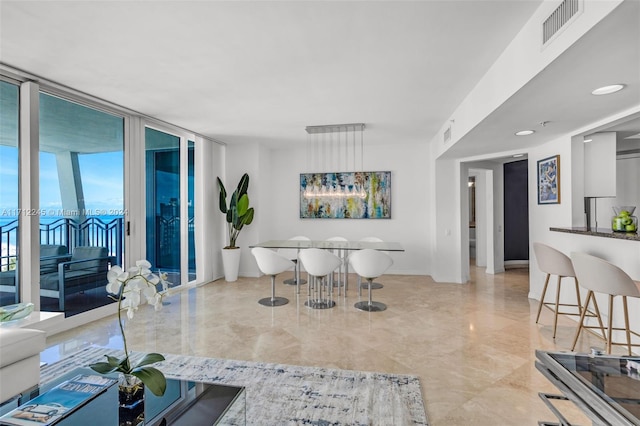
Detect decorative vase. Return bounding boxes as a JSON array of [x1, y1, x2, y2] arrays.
[[221, 247, 241, 282], [118, 374, 144, 426], [611, 206, 638, 233]]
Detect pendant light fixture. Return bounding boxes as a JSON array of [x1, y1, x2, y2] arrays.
[[303, 123, 366, 199]]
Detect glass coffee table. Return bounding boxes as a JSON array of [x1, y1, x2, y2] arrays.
[[0, 367, 245, 426]]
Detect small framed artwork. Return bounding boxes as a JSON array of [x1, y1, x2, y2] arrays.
[[537, 155, 560, 204]]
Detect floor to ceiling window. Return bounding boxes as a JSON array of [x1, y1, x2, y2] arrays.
[[39, 92, 124, 316], [0, 68, 207, 326], [144, 128, 197, 288], [0, 80, 19, 307]]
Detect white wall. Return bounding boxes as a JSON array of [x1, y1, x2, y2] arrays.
[[255, 140, 431, 275], [528, 132, 640, 350], [217, 143, 263, 279]]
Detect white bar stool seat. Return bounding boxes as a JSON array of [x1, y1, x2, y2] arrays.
[[570, 251, 640, 355], [349, 249, 393, 312], [252, 247, 294, 307], [533, 242, 585, 339]]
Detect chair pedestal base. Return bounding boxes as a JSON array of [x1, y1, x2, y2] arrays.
[[283, 278, 307, 285], [259, 297, 289, 307], [361, 281, 383, 289], [354, 301, 387, 312], [305, 299, 336, 309]]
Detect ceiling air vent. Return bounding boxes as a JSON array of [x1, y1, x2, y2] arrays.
[[444, 126, 451, 144], [542, 0, 581, 45]]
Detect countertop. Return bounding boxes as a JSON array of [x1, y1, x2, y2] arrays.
[[550, 227, 640, 242]]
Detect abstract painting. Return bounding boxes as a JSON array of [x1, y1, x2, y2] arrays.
[[537, 155, 560, 204], [300, 171, 391, 219]]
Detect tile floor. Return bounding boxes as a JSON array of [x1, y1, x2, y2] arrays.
[[45, 263, 617, 425]]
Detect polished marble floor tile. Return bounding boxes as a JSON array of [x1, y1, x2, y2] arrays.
[[45, 264, 620, 425]]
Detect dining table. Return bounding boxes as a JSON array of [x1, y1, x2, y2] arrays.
[[250, 240, 404, 302]]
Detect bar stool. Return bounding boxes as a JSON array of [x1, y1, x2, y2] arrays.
[[251, 247, 294, 307], [299, 248, 342, 309], [278, 236, 310, 292], [350, 249, 393, 312], [358, 237, 385, 295], [533, 242, 584, 339], [570, 252, 640, 355], [325, 236, 348, 295]]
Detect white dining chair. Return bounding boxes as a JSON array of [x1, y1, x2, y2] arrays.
[[349, 249, 393, 312], [252, 247, 294, 307], [358, 237, 385, 295], [325, 236, 348, 295], [299, 248, 342, 309], [278, 236, 310, 293], [570, 252, 640, 355]]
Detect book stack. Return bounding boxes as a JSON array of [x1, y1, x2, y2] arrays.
[[0, 374, 116, 426]]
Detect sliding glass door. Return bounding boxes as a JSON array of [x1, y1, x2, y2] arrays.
[[145, 127, 196, 288], [0, 80, 19, 307], [39, 92, 124, 316]]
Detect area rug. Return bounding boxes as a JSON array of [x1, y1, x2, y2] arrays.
[[40, 346, 429, 425]]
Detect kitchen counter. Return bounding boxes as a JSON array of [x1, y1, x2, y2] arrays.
[[550, 227, 640, 242]]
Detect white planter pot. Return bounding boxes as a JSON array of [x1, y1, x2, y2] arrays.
[[221, 247, 241, 282]]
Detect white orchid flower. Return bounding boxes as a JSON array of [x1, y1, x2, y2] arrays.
[[126, 277, 144, 291], [152, 293, 163, 311], [107, 259, 172, 321], [136, 260, 152, 275], [159, 272, 170, 292], [142, 285, 157, 305], [106, 266, 128, 295]]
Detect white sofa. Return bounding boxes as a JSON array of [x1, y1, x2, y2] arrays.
[[0, 327, 46, 402]]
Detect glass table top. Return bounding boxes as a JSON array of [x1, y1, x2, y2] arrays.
[[251, 239, 404, 251], [538, 351, 640, 425], [0, 367, 245, 426]]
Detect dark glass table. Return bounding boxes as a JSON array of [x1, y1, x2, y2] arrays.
[[0, 367, 245, 426], [536, 350, 640, 426]]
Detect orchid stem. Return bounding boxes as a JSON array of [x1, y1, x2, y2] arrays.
[[118, 282, 130, 372]]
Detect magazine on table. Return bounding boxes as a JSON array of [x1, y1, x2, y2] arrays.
[[0, 374, 117, 426]]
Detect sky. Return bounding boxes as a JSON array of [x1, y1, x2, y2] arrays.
[[0, 147, 123, 220]]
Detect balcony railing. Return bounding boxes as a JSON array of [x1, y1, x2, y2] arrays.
[[0, 216, 124, 267]]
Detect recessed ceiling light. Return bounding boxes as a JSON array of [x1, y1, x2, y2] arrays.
[[513, 154, 524, 158], [515, 130, 534, 136], [591, 84, 625, 95]]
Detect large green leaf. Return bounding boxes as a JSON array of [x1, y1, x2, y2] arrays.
[[89, 362, 117, 374], [236, 193, 249, 217], [134, 353, 165, 368], [89, 354, 125, 374], [131, 366, 167, 396], [217, 177, 228, 214], [242, 207, 254, 226], [236, 173, 249, 197]]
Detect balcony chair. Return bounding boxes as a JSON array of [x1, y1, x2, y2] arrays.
[[40, 246, 112, 312], [0, 245, 68, 304]]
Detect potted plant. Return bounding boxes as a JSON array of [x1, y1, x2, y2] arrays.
[[217, 173, 255, 281]]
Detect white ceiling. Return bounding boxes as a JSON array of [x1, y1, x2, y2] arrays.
[[0, 0, 638, 157]]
